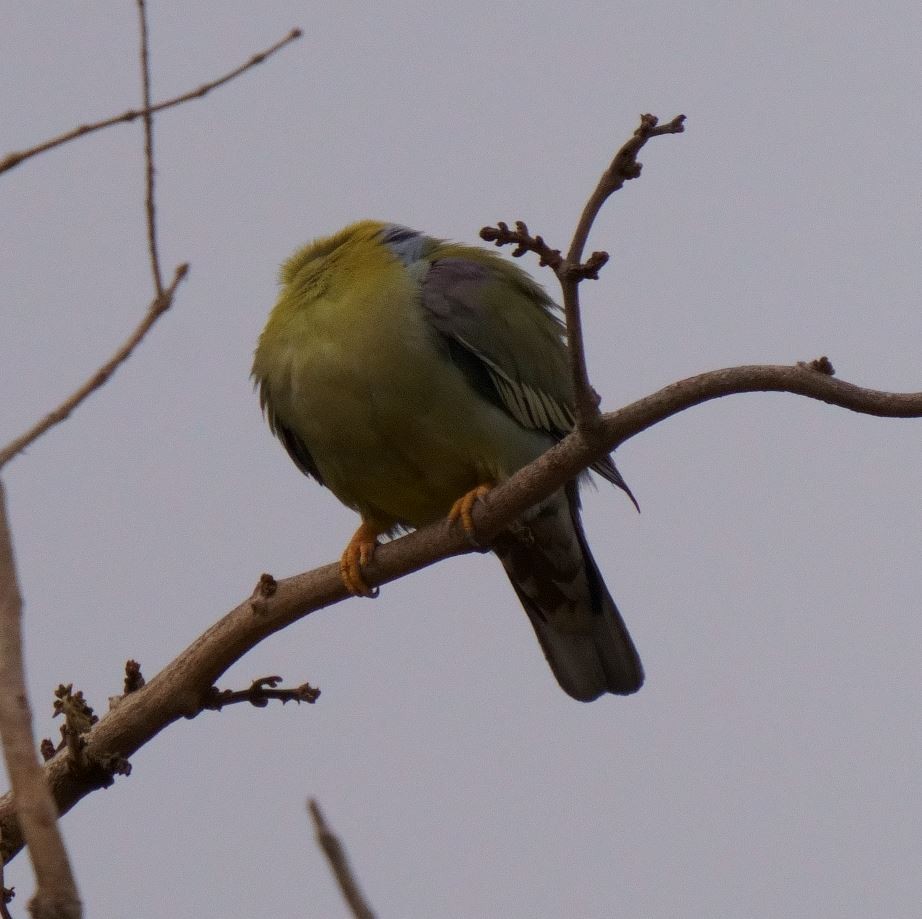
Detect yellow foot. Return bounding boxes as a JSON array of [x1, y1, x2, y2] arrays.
[[448, 483, 493, 545], [340, 520, 383, 598]]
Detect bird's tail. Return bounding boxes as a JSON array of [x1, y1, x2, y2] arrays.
[[493, 483, 644, 701]]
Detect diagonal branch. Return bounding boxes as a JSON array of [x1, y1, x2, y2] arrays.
[[0, 358, 919, 862], [0, 264, 188, 471], [567, 113, 686, 269], [308, 800, 376, 919], [0, 482, 81, 918], [0, 28, 302, 176], [562, 113, 685, 428]]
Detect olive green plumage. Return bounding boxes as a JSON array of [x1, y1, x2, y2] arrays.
[[253, 220, 643, 700]]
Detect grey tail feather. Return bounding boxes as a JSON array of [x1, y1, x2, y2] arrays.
[[493, 482, 644, 702], [594, 454, 640, 514]]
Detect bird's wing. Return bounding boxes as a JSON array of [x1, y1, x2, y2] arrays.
[[256, 379, 325, 484], [420, 255, 635, 502], [421, 257, 572, 435]]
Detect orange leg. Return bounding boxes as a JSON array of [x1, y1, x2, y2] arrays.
[[448, 482, 493, 544], [340, 519, 385, 598]]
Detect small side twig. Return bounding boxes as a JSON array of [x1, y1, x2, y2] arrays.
[[0, 263, 188, 471], [798, 355, 835, 375], [203, 676, 320, 711], [123, 660, 146, 695], [41, 683, 131, 780], [53, 685, 98, 773], [136, 0, 163, 297], [0, 482, 82, 919], [39, 739, 56, 763], [308, 800, 376, 919], [480, 220, 563, 270], [567, 113, 686, 269], [249, 572, 278, 616], [0, 28, 302, 176]]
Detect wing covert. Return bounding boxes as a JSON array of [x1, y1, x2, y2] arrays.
[[420, 255, 637, 506]]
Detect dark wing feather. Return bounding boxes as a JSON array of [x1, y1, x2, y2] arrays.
[[257, 378, 324, 484], [421, 257, 572, 434], [420, 257, 637, 506]]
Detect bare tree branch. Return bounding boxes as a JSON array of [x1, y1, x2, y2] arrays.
[[568, 113, 686, 269], [0, 28, 302, 176], [0, 264, 188, 471], [562, 113, 686, 427], [484, 114, 686, 429], [0, 358, 918, 862], [136, 0, 163, 297], [0, 17, 300, 913], [308, 800, 376, 919], [0, 482, 81, 919], [203, 676, 320, 711]]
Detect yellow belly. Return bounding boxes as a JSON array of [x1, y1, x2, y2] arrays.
[[259, 275, 548, 529]]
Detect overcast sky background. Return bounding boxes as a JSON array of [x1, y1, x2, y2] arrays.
[[2, 3, 920, 917]]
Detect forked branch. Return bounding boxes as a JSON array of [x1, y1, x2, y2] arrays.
[[0, 264, 188, 471], [0, 28, 301, 176], [483, 113, 686, 429]]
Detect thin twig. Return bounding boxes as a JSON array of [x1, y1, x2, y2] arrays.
[[0, 28, 302, 176], [123, 660, 145, 695], [482, 115, 685, 429], [480, 220, 563, 271], [563, 113, 686, 428], [567, 113, 685, 268], [249, 572, 278, 615], [203, 676, 320, 710], [0, 263, 188, 471], [52, 685, 97, 775], [136, 0, 163, 297], [308, 800, 376, 919], [0, 481, 82, 918]]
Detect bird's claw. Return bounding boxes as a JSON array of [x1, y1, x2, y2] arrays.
[[339, 522, 381, 598], [448, 483, 493, 546]]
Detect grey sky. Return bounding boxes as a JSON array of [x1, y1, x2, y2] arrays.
[[2, 2, 920, 917]]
